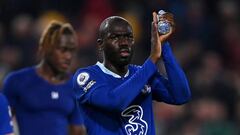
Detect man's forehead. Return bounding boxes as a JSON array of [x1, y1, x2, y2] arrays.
[[106, 23, 132, 34], [99, 16, 133, 38]]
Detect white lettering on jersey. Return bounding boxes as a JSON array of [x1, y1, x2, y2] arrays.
[[83, 80, 96, 92], [77, 72, 90, 86], [121, 105, 148, 135], [141, 85, 151, 94], [51, 91, 59, 99]]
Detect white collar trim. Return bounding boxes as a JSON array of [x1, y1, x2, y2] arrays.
[[96, 62, 129, 78]]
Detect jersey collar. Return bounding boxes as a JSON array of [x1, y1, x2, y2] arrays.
[[96, 62, 129, 78]]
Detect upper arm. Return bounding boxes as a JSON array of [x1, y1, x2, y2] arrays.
[[68, 99, 85, 125], [69, 124, 87, 135], [73, 69, 116, 110], [73, 69, 105, 104]]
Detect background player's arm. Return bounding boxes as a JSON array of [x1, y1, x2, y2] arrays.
[[2, 74, 18, 112], [0, 94, 15, 135], [68, 100, 86, 135], [74, 59, 156, 112], [2, 74, 21, 135], [150, 43, 191, 104], [69, 125, 86, 135]]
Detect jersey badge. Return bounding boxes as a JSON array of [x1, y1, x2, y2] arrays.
[[77, 72, 90, 86]]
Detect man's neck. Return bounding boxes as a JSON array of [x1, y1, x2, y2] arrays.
[[36, 61, 69, 84], [103, 61, 128, 77]]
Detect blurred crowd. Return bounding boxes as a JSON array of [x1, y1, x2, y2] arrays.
[[1, 0, 240, 134]]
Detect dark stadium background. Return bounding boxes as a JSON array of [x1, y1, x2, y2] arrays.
[[0, 0, 240, 134]]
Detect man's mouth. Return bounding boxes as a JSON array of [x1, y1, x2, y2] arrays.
[[61, 62, 71, 69], [119, 49, 130, 57]]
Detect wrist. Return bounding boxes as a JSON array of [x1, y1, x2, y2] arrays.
[[149, 55, 158, 64]]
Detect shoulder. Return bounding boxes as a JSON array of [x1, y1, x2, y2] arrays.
[[73, 65, 105, 98], [75, 65, 100, 75], [5, 67, 35, 80], [3, 67, 36, 88], [74, 65, 102, 81], [73, 65, 101, 86]]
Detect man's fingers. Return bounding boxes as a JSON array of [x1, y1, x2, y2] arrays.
[[151, 12, 158, 37], [153, 12, 158, 23], [159, 12, 175, 27], [166, 26, 173, 37], [151, 21, 158, 41], [159, 25, 173, 42], [165, 13, 175, 26]]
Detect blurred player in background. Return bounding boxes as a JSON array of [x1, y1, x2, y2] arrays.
[[73, 11, 191, 135], [2, 21, 86, 135], [0, 93, 14, 135]]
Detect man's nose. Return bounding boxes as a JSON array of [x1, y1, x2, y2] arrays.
[[64, 51, 72, 60], [118, 37, 130, 46]]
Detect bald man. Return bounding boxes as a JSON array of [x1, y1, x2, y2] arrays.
[[73, 12, 191, 135]]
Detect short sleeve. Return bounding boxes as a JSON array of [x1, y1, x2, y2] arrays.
[[68, 99, 84, 125], [2, 73, 19, 109], [73, 68, 105, 104]]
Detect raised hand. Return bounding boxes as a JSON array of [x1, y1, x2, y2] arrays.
[[149, 11, 175, 64]]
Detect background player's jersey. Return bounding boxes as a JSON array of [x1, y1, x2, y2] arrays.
[[2, 67, 83, 135], [0, 93, 13, 135], [73, 43, 191, 135]]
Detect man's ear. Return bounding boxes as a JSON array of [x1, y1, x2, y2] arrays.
[[97, 38, 103, 51], [97, 38, 103, 45]]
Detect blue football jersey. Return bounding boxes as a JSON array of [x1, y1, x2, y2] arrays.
[[73, 42, 191, 135], [0, 93, 13, 135], [2, 67, 83, 135]]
